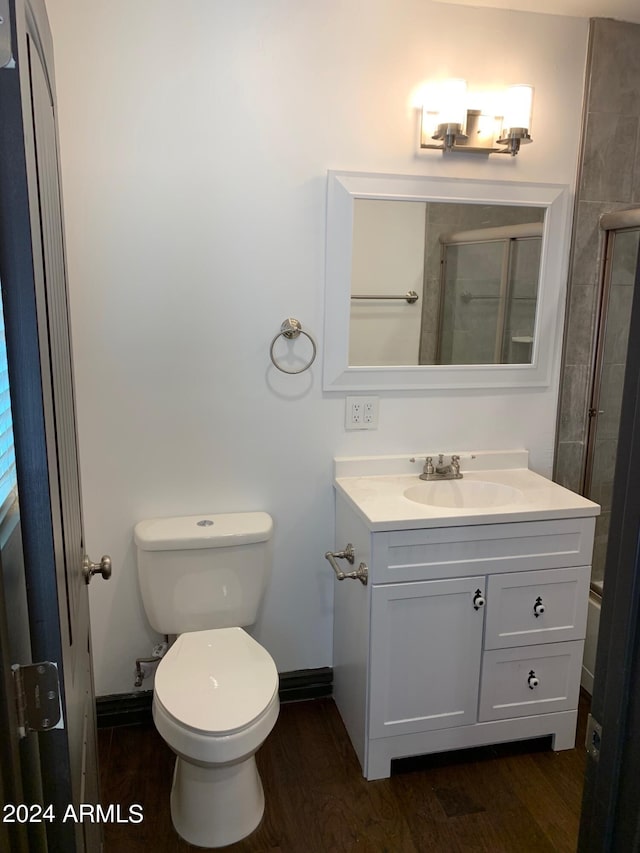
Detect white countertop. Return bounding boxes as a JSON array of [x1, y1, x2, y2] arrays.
[[334, 451, 600, 532]]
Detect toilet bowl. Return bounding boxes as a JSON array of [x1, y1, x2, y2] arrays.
[[134, 512, 279, 848], [152, 627, 279, 848]]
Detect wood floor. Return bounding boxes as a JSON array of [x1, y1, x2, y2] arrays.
[[98, 693, 589, 853]]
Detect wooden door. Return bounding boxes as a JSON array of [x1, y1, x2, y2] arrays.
[[0, 509, 33, 853], [0, 1, 105, 850]]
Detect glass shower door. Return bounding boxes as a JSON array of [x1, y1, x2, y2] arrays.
[[437, 239, 506, 364], [584, 225, 640, 594], [437, 231, 542, 365]]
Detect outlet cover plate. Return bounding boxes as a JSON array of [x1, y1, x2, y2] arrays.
[[346, 396, 379, 430]]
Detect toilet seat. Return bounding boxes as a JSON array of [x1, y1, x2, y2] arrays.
[[154, 627, 278, 736]]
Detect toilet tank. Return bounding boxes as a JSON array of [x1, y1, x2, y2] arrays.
[[134, 512, 273, 635]]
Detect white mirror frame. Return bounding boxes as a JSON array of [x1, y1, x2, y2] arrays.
[[323, 170, 571, 391]]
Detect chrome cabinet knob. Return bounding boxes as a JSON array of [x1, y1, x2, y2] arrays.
[[533, 596, 545, 617], [83, 554, 112, 584], [528, 670, 539, 689]]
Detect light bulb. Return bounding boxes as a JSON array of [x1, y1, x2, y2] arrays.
[[504, 84, 533, 132], [440, 78, 468, 128]]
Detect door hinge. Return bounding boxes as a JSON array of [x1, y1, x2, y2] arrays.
[[586, 712, 602, 762], [0, 0, 15, 69], [11, 662, 62, 738]]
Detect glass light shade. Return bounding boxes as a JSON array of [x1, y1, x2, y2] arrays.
[[503, 85, 533, 131], [439, 78, 468, 127], [421, 110, 441, 139]]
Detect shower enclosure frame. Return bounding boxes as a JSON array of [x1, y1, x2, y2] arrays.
[[577, 214, 640, 851], [579, 209, 640, 605], [435, 222, 543, 366], [582, 208, 640, 498]]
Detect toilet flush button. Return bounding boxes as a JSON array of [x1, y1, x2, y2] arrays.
[[197, 519, 214, 527]]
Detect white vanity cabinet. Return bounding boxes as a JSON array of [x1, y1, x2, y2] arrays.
[[332, 491, 595, 780]]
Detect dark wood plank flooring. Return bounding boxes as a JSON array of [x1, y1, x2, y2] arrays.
[[98, 693, 589, 852]]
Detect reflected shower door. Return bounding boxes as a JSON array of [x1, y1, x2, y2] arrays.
[[437, 232, 541, 365], [584, 225, 640, 593], [438, 240, 505, 364], [502, 236, 542, 363]]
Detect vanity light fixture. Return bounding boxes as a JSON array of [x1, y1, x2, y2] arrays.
[[420, 81, 534, 156]]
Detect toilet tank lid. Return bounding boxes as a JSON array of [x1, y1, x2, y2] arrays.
[[134, 512, 273, 551]]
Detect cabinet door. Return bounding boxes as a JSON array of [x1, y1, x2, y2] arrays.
[[369, 577, 485, 739]]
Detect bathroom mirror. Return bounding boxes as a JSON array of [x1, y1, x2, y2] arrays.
[[323, 171, 571, 390]]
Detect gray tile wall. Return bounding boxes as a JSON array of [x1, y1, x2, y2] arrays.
[[554, 18, 640, 493]]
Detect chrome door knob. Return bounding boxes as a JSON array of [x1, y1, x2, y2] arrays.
[[83, 554, 112, 584]]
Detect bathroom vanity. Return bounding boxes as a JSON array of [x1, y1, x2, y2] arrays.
[[330, 451, 599, 780]]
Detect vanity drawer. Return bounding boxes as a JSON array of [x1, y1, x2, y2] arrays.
[[372, 517, 595, 584], [484, 566, 590, 649], [478, 641, 583, 722]]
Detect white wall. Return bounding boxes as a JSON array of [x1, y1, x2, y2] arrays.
[[46, 0, 589, 696], [350, 200, 425, 365]]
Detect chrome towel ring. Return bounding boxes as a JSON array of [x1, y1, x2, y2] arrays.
[[270, 318, 317, 374]]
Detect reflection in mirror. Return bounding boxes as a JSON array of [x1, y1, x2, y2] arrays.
[[349, 200, 544, 367], [323, 171, 570, 391]]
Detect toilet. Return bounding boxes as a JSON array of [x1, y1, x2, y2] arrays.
[[134, 511, 279, 849]]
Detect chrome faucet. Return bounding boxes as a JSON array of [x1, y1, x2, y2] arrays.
[[419, 453, 462, 481]]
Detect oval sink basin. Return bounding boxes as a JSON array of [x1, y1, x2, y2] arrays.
[[403, 479, 525, 509]]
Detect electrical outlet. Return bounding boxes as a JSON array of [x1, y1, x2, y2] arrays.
[[346, 396, 379, 430], [349, 397, 363, 426], [363, 400, 377, 424]]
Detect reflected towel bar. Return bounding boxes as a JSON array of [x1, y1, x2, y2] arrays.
[[460, 291, 536, 303], [351, 290, 419, 304]]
